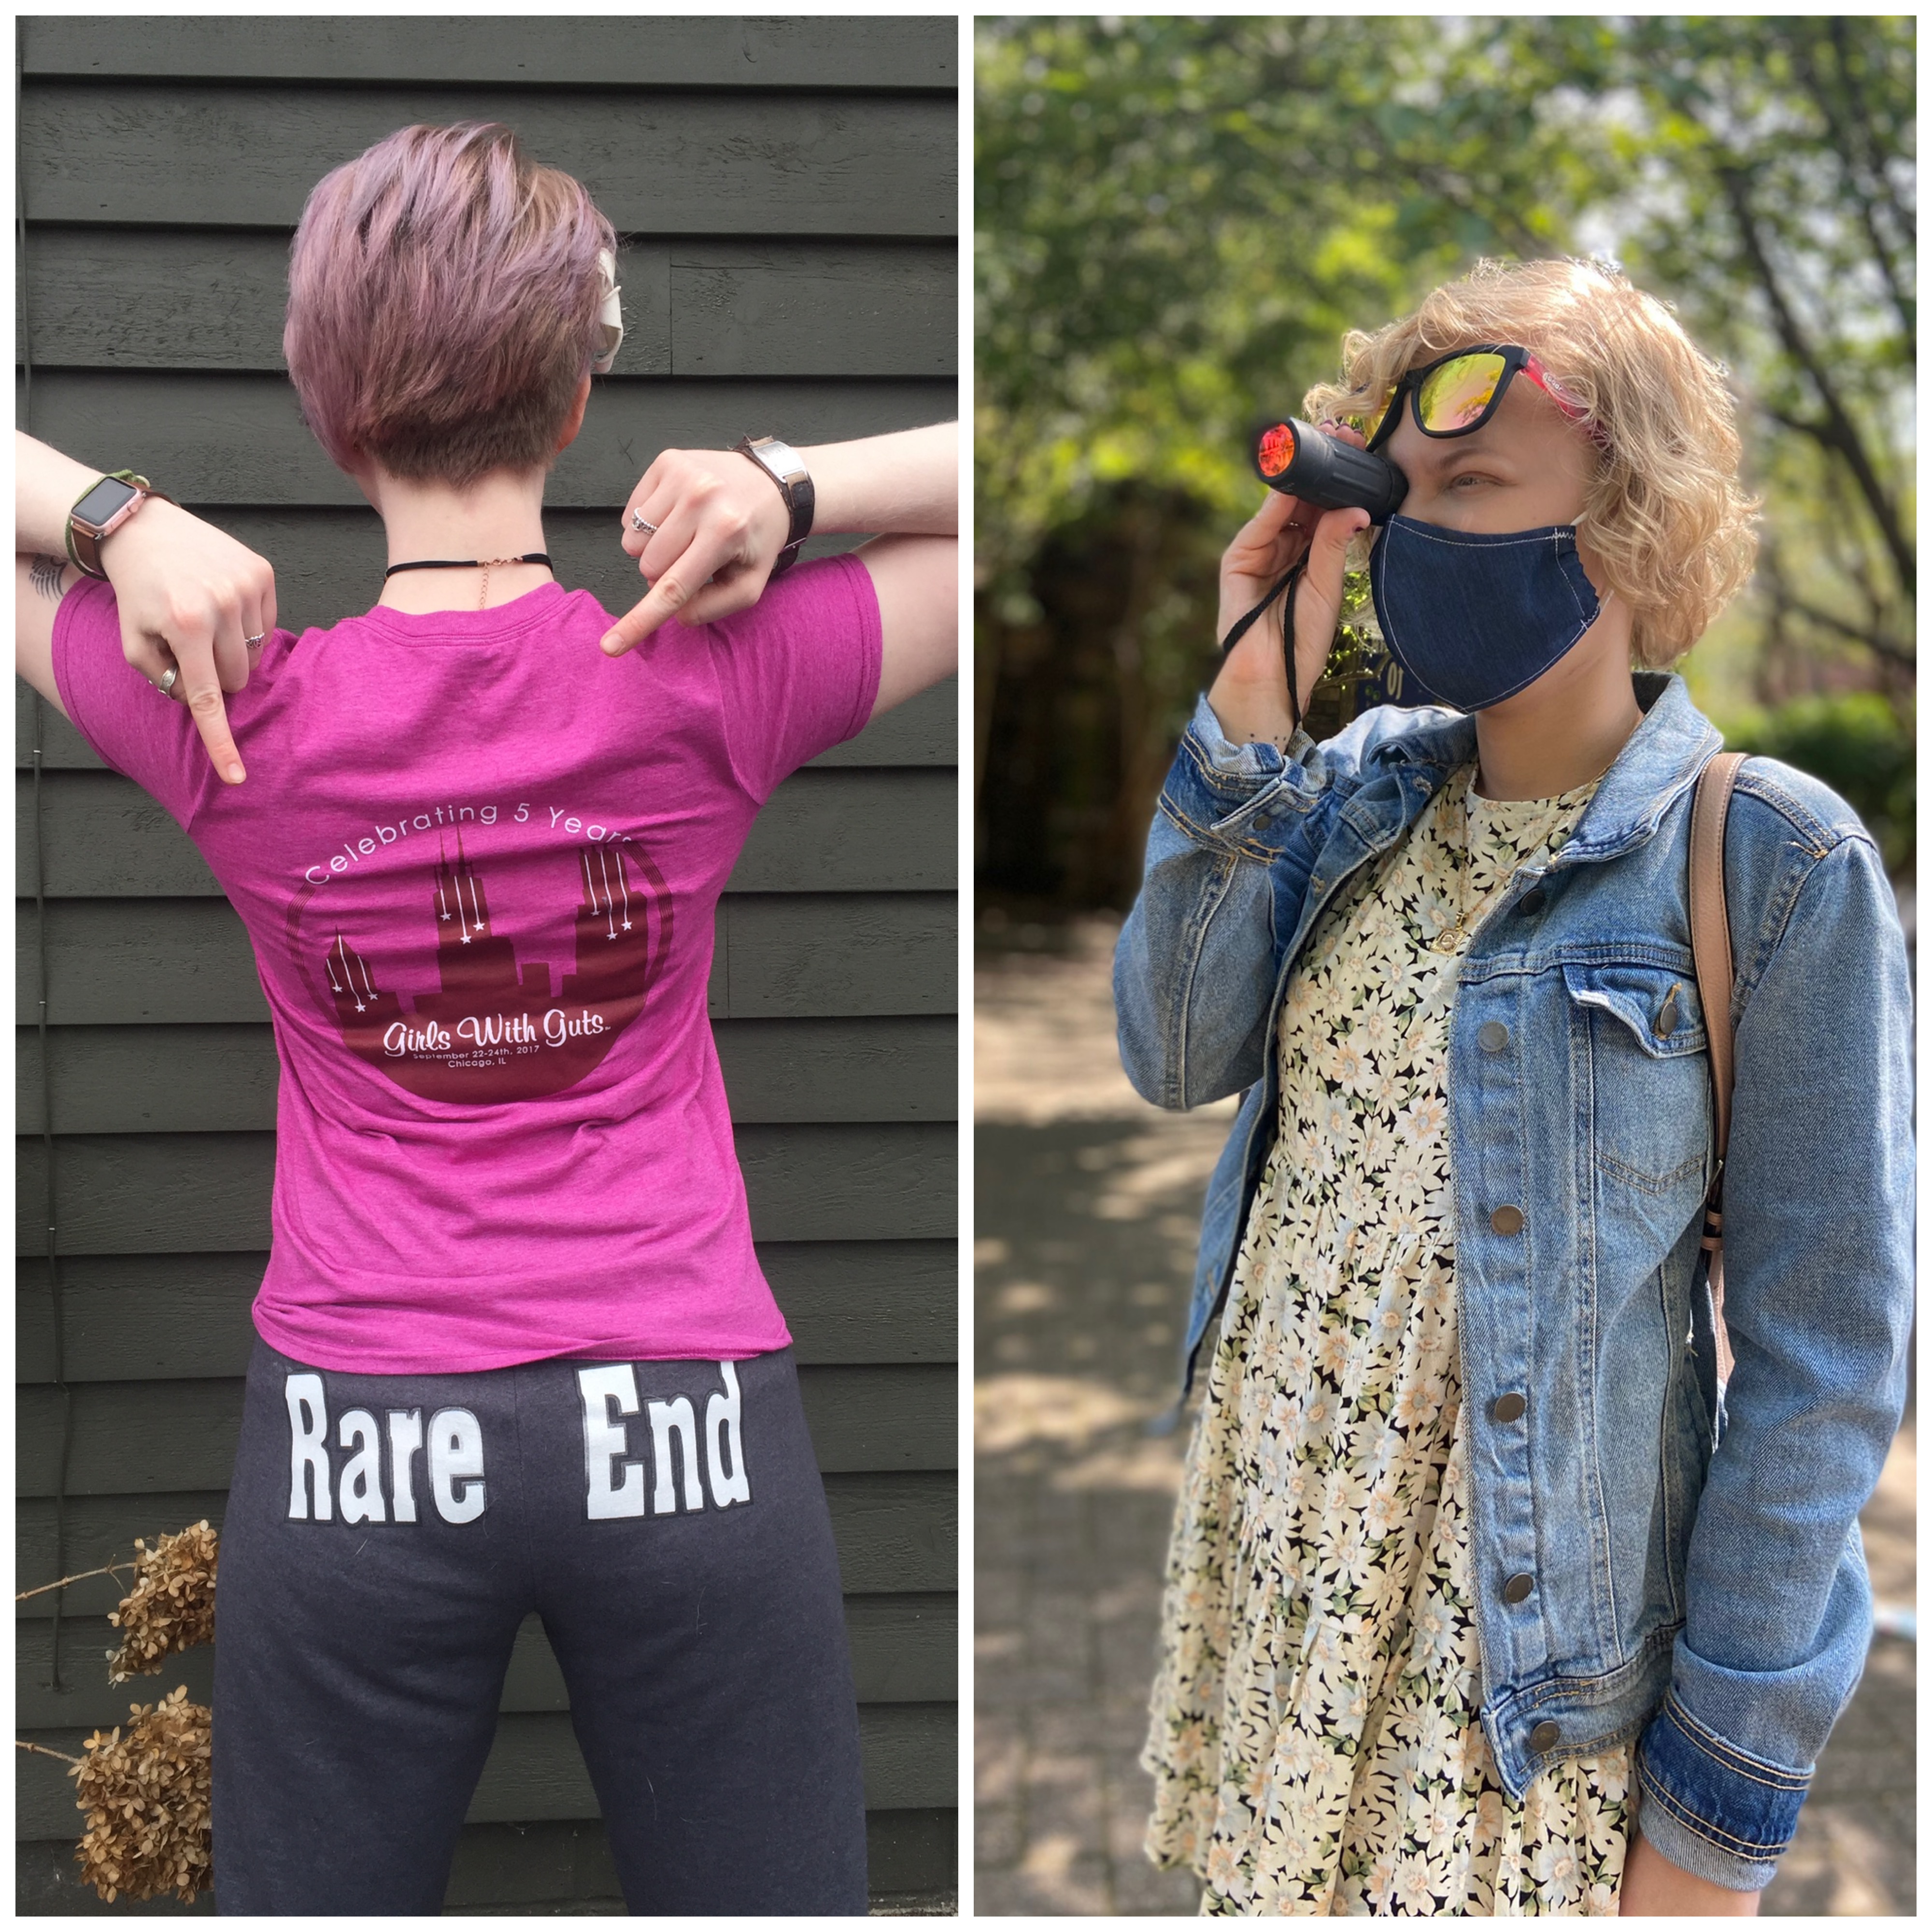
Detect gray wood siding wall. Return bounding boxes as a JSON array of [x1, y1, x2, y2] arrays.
[[15, 17, 957, 1914]]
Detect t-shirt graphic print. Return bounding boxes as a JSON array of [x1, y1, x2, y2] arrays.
[[303, 812, 672, 1102], [53, 561, 881, 1377]]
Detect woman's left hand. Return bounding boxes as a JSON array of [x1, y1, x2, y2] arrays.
[[1618, 1829, 1761, 1916], [102, 498, 276, 786], [601, 448, 794, 656]]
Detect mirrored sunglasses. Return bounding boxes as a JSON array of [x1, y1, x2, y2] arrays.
[[1363, 344, 1597, 452]]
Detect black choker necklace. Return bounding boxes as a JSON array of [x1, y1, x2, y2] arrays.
[[383, 552, 552, 577], [383, 553, 553, 611]]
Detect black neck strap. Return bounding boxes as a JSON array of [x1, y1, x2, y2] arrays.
[[1218, 559, 1308, 739], [383, 552, 552, 578]]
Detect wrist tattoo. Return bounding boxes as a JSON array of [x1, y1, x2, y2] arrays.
[[29, 554, 71, 604]]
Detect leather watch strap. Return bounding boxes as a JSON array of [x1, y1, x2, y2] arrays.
[[1688, 748, 1744, 1385], [732, 436, 815, 577], [67, 471, 174, 579]]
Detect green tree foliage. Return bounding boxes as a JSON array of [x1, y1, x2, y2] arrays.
[[976, 16, 1914, 907]]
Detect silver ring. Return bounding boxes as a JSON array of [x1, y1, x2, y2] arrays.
[[157, 666, 179, 695], [244, 632, 266, 650], [631, 511, 658, 534]]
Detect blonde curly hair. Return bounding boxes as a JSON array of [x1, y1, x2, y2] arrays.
[[1304, 258, 1758, 668]]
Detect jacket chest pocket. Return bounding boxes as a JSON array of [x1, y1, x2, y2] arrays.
[[1562, 961, 1713, 1195]]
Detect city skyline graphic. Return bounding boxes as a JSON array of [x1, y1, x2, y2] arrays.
[[317, 832, 673, 1101]]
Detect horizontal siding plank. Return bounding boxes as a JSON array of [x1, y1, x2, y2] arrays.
[[471, 1701, 956, 1819], [15, 1239, 955, 1382], [18, 1015, 957, 1132], [16, 898, 270, 1023], [15, 1594, 953, 1727], [18, 767, 955, 896], [19, 1025, 276, 1133], [724, 893, 957, 1017], [22, 18, 957, 89], [15, 1623, 218, 1730], [668, 244, 956, 378], [488, 1596, 955, 1714], [15, 371, 951, 510], [15, 229, 679, 377], [22, 231, 954, 379], [18, 1120, 954, 1251], [23, 89, 956, 236], [14, 1492, 236, 1620], [807, 675, 956, 770], [15, 1810, 955, 1910], [19, 892, 956, 1024], [14, 1701, 953, 1838], [18, 371, 955, 509], [442, 1808, 955, 1913], [16, 1472, 954, 1616], [14, 1364, 955, 1496], [733, 771, 955, 892]]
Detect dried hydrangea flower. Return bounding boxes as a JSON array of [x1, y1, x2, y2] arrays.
[[70, 1686, 212, 1905], [106, 1520, 218, 1683]]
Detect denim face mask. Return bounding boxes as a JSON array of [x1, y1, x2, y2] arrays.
[[1368, 515, 1602, 712]]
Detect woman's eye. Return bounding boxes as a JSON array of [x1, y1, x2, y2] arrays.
[[1446, 470, 1492, 492]]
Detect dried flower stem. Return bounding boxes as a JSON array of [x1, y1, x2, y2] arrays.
[[71, 1687, 213, 1904], [16, 1739, 83, 1766], [107, 1521, 219, 1681], [14, 1562, 135, 1603]]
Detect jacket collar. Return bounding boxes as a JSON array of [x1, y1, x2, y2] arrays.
[[1373, 672, 1722, 864]]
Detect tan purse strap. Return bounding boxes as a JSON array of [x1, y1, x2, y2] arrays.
[[1689, 751, 1744, 1169], [1688, 749, 1744, 1385]]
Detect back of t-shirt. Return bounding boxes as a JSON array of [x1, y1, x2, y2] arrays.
[[52, 560, 881, 1374]]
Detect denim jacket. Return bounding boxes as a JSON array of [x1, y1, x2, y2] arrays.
[[1114, 672, 1913, 1891]]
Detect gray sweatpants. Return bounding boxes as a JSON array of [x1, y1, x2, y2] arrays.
[[211, 1337, 866, 1915]]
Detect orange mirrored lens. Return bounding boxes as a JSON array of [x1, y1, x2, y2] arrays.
[[1415, 353, 1508, 433], [1257, 422, 1297, 477]]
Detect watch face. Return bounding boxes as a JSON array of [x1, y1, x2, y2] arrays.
[[756, 439, 805, 482], [71, 477, 140, 530]]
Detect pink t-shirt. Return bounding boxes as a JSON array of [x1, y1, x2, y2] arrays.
[[53, 559, 882, 1374]]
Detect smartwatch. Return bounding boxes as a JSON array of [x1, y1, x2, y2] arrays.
[[67, 471, 169, 579], [732, 436, 815, 577]]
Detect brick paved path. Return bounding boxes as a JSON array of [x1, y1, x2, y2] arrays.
[[975, 916, 1915, 1917]]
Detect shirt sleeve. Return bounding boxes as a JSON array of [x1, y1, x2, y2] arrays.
[[49, 577, 216, 830], [707, 552, 883, 804]]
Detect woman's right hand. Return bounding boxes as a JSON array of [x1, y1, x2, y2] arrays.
[[1207, 425, 1372, 749]]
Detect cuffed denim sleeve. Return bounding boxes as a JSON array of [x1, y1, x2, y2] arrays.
[[1113, 696, 1335, 1111], [1636, 812, 1914, 1891]]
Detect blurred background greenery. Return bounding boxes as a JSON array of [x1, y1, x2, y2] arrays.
[[975, 15, 1916, 912]]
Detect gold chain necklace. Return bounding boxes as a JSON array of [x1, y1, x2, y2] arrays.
[[1433, 769, 1477, 954]]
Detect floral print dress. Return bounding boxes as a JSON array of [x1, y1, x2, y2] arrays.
[[1144, 760, 1633, 1917]]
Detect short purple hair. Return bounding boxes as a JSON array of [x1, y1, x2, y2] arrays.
[[284, 122, 616, 486]]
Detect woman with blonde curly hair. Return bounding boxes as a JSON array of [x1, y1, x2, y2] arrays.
[[1115, 258, 1911, 1915]]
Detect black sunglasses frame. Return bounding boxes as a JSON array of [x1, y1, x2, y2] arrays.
[[1363, 344, 1547, 453]]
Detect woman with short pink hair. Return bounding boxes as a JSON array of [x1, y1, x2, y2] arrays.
[[17, 120, 956, 1916]]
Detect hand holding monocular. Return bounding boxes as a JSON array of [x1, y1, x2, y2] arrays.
[[1252, 418, 1407, 524]]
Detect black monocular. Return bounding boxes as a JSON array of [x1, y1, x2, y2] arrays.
[[1251, 417, 1408, 523]]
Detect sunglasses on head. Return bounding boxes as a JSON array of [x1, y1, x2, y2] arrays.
[[1363, 343, 1599, 453]]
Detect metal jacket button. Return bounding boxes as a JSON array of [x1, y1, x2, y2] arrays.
[[1503, 1572, 1535, 1604], [1477, 1020, 1508, 1052], [1490, 1204, 1525, 1235], [1490, 1392, 1527, 1423], [1530, 1719, 1562, 1752], [1517, 888, 1546, 916]]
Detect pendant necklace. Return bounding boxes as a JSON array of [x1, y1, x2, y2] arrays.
[[384, 552, 553, 611], [1433, 769, 1477, 955]]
